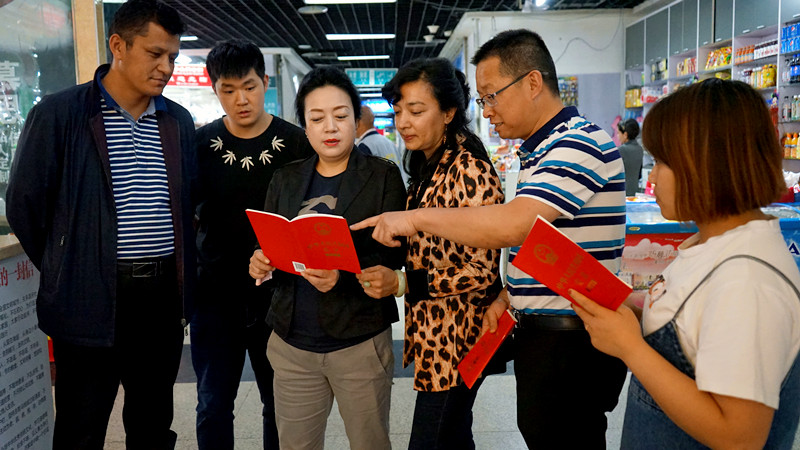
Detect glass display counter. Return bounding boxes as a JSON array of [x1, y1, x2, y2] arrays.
[[621, 201, 800, 308]]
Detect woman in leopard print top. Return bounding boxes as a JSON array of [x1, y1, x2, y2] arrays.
[[356, 58, 504, 450]]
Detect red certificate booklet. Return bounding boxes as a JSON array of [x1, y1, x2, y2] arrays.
[[512, 216, 632, 311], [457, 310, 516, 389], [246, 209, 361, 275]]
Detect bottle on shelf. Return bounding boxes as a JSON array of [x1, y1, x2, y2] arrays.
[[784, 96, 792, 121]]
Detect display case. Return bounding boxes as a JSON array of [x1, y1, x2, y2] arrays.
[[621, 202, 800, 308], [0, 0, 78, 233]]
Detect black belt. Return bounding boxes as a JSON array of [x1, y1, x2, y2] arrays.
[[513, 310, 585, 331], [117, 254, 175, 278]]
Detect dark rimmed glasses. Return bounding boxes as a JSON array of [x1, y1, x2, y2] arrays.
[[475, 70, 548, 110]]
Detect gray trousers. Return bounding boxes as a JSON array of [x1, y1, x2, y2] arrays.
[[267, 329, 393, 450]]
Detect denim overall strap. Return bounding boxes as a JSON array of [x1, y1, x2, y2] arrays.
[[621, 255, 800, 450]]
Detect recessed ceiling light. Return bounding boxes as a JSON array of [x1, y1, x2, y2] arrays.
[[338, 55, 390, 61], [298, 5, 328, 14], [326, 34, 395, 40], [180, 35, 198, 42], [305, 0, 395, 4]]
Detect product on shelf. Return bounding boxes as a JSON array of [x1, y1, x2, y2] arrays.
[[704, 47, 732, 71], [675, 57, 697, 77], [782, 24, 800, 54], [625, 88, 642, 108]]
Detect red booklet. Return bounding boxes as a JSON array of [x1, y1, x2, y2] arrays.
[[457, 310, 516, 389], [512, 216, 632, 311], [246, 209, 361, 275]]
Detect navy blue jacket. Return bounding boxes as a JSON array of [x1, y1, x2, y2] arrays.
[[7, 65, 198, 347]]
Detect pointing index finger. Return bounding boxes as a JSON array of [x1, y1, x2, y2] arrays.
[[350, 215, 379, 231]]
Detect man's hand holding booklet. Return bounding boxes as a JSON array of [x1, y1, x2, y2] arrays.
[[457, 216, 632, 388], [512, 215, 632, 311]]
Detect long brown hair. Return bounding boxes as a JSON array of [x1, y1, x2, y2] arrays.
[[642, 79, 784, 223]]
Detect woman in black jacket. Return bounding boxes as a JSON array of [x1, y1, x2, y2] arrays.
[[248, 66, 405, 450]]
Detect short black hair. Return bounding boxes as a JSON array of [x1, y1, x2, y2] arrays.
[[205, 39, 265, 86], [295, 66, 361, 128], [471, 29, 559, 96], [619, 118, 640, 140], [109, 0, 186, 47]]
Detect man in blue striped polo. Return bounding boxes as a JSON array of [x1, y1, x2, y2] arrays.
[[7, 0, 196, 448], [353, 29, 627, 448]]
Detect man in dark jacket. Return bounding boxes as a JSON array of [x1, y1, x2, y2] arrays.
[[6, 1, 196, 448]]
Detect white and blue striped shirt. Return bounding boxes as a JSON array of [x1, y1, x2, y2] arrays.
[[507, 107, 626, 313], [99, 84, 174, 260]]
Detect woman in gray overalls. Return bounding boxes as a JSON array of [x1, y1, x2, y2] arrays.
[[571, 79, 800, 449]]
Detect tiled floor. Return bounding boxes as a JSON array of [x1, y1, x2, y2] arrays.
[[101, 373, 622, 449], [97, 298, 800, 449]]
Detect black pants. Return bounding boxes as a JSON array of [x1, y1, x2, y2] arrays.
[[408, 377, 486, 450], [191, 290, 277, 450], [514, 326, 628, 449], [52, 261, 184, 449]]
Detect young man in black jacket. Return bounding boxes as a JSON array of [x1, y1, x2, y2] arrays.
[[7, 1, 196, 448]]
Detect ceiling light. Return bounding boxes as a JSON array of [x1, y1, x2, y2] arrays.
[[535, 0, 548, 6], [327, 33, 395, 40], [298, 5, 328, 14], [361, 92, 384, 97], [305, 0, 395, 4], [423, 35, 434, 42], [298, 44, 313, 50], [180, 35, 198, 42], [427, 25, 439, 34], [443, 30, 453, 37], [338, 55, 390, 61], [301, 52, 339, 59]]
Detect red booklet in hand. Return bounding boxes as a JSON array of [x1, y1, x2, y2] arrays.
[[457, 310, 516, 389], [246, 209, 361, 275], [512, 216, 632, 311]]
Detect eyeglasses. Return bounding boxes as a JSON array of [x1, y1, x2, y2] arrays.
[[476, 70, 548, 110]]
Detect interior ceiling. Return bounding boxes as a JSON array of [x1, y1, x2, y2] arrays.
[[165, 0, 646, 69]]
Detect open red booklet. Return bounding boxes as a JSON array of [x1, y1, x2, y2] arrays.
[[246, 209, 361, 275], [457, 310, 516, 389], [512, 216, 632, 311]]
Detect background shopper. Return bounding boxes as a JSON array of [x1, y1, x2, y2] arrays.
[[248, 66, 405, 450], [355, 105, 409, 185], [617, 118, 644, 196], [6, 1, 196, 447], [353, 29, 628, 448], [573, 79, 800, 449], [355, 57, 504, 450], [191, 39, 313, 450]]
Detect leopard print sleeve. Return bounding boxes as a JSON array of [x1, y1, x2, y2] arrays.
[[424, 151, 505, 297]]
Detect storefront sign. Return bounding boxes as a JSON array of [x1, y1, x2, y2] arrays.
[[346, 68, 397, 87], [0, 253, 53, 450], [168, 65, 212, 88]]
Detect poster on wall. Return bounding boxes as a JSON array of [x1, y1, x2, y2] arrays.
[[558, 76, 578, 107], [0, 252, 53, 449]]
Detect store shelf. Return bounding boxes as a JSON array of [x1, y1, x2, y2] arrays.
[[625, 106, 643, 109], [671, 73, 698, 81], [699, 65, 732, 75], [734, 54, 779, 67], [644, 79, 668, 86], [780, 83, 800, 88]]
